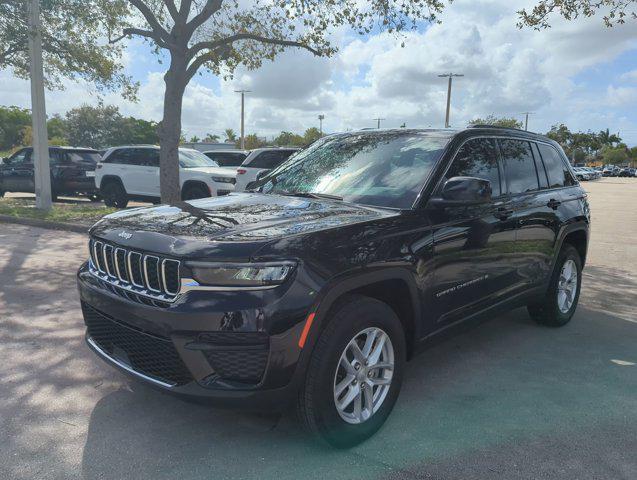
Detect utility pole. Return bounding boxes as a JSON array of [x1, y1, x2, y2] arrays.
[[373, 117, 385, 129], [520, 112, 535, 131], [234, 89, 251, 149], [28, 0, 52, 210], [318, 114, 324, 135], [438, 73, 464, 128]]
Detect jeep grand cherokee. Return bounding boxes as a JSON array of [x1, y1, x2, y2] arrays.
[[77, 127, 589, 447]]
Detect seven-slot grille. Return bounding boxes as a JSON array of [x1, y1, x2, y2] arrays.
[[89, 238, 181, 300]]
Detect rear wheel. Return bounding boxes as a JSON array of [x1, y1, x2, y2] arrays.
[[182, 183, 210, 201], [528, 244, 582, 327], [101, 181, 129, 209], [297, 295, 406, 448]]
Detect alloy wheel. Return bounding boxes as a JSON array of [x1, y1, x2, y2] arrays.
[[557, 259, 578, 313]]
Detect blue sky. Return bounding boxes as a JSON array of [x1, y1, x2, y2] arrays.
[[1, 0, 636, 144]]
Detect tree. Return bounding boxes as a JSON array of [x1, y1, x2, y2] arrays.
[[598, 128, 621, 147], [0, 106, 31, 150], [273, 131, 304, 147], [189, 135, 200, 143], [243, 134, 268, 150], [469, 115, 524, 129], [0, 0, 135, 96], [224, 128, 237, 143], [303, 127, 323, 145], [203, 133, 220, 142], [109, 1, 449, 203], [601, 145, 629, 165], [518, 1, 636, 29]]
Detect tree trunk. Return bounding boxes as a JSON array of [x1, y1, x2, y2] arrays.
[[158, 55, 187, 204]]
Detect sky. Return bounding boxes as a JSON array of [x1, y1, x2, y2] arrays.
[[1, 0, 637, 145]]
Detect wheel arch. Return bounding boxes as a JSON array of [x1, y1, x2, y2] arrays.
[[181, 180, 211, 199], [99, 175, 125, 191], [556, 224, 589, 268], [305, 269, 422, 361]]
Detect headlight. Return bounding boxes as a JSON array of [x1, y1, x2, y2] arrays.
[[212, 176, 234, 183], [189, 262, 296, 287]]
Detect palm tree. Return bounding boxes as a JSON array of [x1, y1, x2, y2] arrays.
[[598, 128, 621, 147], [203, 133, 220, 142], [224, 128, 237, 143]]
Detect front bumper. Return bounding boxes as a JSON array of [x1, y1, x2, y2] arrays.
[[77, 263, 313, 410]]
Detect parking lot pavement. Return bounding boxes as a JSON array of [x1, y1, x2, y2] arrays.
[[1, 177, 635, 480]]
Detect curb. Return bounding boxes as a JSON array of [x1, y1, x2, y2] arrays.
[[0, 214, 89, 234]]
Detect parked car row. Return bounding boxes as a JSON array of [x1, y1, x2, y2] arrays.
[[602, 165, 637, 177], [572, 166, 602, 181], [0, 145, 300, 204]]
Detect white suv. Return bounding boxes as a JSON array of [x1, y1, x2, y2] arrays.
[[234, 147, 299, 192], [96, 145, 236, 208]]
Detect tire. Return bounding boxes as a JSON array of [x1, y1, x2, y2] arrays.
[[181, 183, 210, 201], [527, 244, 582, 327], [101, 181, 129, 209], [297, 295, 406, 448]]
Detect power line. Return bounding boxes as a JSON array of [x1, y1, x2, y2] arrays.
[[438, 73, 464, 128]]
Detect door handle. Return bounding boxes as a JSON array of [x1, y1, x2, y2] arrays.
[[494, 207, 514, 221], [547, 198, 561, 210]]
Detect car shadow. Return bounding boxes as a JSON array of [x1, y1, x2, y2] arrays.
[[79, 299, 637, 480]]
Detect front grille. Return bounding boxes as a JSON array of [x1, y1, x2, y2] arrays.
[[83, 302, 193, 386], [88, 238, 180, 301], [198, 332, 269, 383]]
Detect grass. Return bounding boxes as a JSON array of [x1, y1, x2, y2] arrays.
[[0, 197, 117, 225]]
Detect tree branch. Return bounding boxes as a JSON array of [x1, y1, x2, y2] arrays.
[[165, 0, 179, 20], [129, 0, 172, 44], [109, 27, 170, 49], [185, 0, 223, 36], [188, 33, 322, 61]]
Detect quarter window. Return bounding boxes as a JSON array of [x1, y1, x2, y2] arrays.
[[500, 139, 539, 194], [537, 143, 576, 188], [446, 138, 501, 197]]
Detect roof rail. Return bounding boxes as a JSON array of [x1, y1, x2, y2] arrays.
[[469, 124, 533, 134]]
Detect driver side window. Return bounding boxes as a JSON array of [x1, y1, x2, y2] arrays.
[[446, 138, 501, 197], [9, 149, 31, 165]]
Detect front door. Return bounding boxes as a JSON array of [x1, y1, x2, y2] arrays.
[[426, 137, 518, 326], [6, 148, 34, 192]]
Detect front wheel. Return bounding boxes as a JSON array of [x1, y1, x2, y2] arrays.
[[181, 184, 209, 201], [297, 295, 406, 448], [101, 182, 129, 209], [528, 244, 582, 327]]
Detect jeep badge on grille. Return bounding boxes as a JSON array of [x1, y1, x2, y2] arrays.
[[118, 231, 133, 240]]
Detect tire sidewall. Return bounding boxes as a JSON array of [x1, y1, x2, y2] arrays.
[[308, 298, 406, 447], [548, 246, 582, 325], [102, 182, 127, 208]]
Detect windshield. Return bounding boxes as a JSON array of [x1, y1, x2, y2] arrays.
[[257, 131, 451, 208], [179, 149, 219, 168]]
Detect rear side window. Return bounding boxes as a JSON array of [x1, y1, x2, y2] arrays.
[[205, 152, 247, 167], [537, 143, 576, 188], [499, 139, 539, 194], [136, 148, 160, 167], [446, 138, 501, 197], [64, 150, 102, 164], [247, 150, 295, 169], [103, 149, 131, 164]]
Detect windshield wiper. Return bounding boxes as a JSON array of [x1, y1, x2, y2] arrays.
[[279, 191, 343, 201]]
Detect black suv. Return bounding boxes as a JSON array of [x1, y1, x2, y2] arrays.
[[77, 127, 589, 447], [0, 146, 101, 201]]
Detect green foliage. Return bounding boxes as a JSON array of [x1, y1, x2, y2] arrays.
[[0, 105, 31, 150], [242, 134, 268, 150], [203, 133, 220, 142], [224, 128, 237, 142], [0, 0, 136, 97], [303, 127, 323, 145], [518, 0, 636, 29], [601, 146, 629, 165], [546, 124, 626, 163], [273, 131, 305, 147], [63, 104, 158, 148], [469, 115, 524, 129]]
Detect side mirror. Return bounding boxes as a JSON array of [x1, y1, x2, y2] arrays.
[[430, 176, 492, 206]]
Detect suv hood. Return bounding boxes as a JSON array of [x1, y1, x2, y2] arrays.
[[90, 193, 398, 257]]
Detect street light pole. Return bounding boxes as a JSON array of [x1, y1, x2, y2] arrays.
[[234, 89, 251, 149], [373, 117, 385, 129], [520, 111, 535, 131], [438, 73, 464, 128], [318, 114, 324, 135], [28, 0, 52, 210]]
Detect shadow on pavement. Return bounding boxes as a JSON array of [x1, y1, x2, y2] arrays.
[[80, 302, 637, 480]]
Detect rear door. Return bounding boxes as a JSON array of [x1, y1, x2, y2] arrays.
[[11, 148, 34, 192], [498, 138, 558, 288], [427, 137, 519, 325], [1, 148, 30, 191]]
